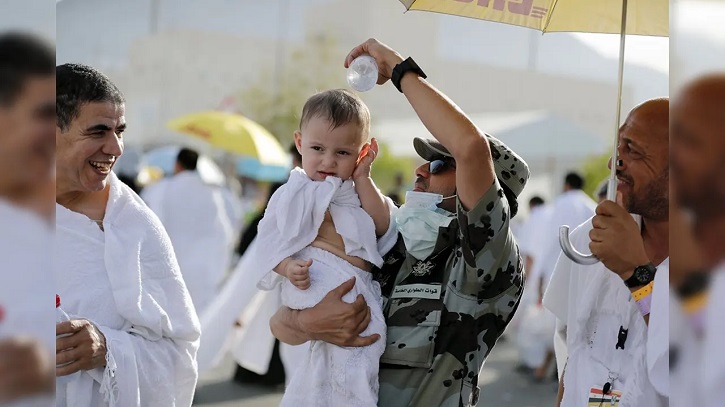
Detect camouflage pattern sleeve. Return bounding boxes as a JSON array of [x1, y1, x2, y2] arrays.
[[454, 179, 523, 299]]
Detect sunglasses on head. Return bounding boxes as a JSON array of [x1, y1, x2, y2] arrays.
[[429, 159, 456, 175]]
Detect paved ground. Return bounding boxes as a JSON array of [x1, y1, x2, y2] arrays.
[[193, 336, 558, 406]]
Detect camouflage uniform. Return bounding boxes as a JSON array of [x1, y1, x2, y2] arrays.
[[374, 136, 528, 407]]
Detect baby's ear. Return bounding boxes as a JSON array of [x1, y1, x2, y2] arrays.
[[293, 131, 303, 153]]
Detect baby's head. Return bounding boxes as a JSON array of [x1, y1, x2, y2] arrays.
[[294, 89, 371, 181]]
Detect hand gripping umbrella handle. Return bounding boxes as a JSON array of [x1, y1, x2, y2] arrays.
[[558, 225, 600, 265]]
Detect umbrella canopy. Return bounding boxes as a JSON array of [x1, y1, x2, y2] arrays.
[[236, 156, 290, 183], [398, 0, 668, 36], [167, 111, 288, 166]]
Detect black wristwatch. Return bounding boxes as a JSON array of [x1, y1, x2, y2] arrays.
[[391, 57, 427, 93], [676, 270, 710, 299], [623, 263, 657, 288]]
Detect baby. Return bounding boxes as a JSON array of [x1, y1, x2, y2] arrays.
[[255, 89, 396, 407]]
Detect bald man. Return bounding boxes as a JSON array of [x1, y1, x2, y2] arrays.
[[671, 74, 725, 274], [670, 74, 725, 407], [543, 98, 670, 407]]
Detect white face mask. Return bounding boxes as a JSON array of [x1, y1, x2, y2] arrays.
[[395, 191, 455, 260]]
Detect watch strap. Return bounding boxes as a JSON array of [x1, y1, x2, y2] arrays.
[[633, 281, 653, 316], [392, 57, 427, 93], [632, 281, 654, 302]]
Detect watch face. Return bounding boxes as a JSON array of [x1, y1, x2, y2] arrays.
[[635, 267, 652, 283]]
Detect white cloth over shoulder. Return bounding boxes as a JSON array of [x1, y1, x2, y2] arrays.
[[0, 200, 54, 407], [142, 171, 235, 314], [55, 172, 201, 407], [543, 215, 668, 407], [256, 168, 398, 289]]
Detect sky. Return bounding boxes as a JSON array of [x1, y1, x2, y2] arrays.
[[51, 0, 725, 72], [572, 33, 668, 73], [0, 0, 55, 39], [569, 0, 725, 76], [10, 0, 725, 75]]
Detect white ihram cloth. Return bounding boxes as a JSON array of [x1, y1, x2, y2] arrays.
[[522, 191, 595, 366], [54, 172, 201, 407], [0, 200, 54, 407], [196, 237, 307, 380], [670, 263, 725, 407], [511, 204, 553, 367], [700, 264, 725, 407], [142, 171, 235, 315], [255, 168, 398, 407], [543, 215, 668, 407], [535, 190, 596, 294], [228, 286, 310, 383]]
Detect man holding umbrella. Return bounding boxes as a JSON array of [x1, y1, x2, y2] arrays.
[[271, 38, 529, 407], [544, 98, 669, 407]]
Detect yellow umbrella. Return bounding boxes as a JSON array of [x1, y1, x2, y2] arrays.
[[397, 0, 668, 264], [167, 111, 288, 166], [399, 0, 667, 36]]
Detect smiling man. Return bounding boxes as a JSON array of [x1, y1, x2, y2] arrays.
[[544, 98, 670, 407], [54, 63, 200, 406]]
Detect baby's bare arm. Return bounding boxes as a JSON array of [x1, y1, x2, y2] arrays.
[[355, 176, 390, 236]]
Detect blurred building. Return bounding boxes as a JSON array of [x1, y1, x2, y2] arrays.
[[57, 0, 670, 202]]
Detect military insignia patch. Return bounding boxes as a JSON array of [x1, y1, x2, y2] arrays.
[[412, 260, 435, 277]]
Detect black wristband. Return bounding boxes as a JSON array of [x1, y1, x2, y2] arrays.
[[391, 57, 427, 93], [676, 270, 710, 299]]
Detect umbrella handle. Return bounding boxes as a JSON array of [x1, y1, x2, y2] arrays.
[[559, 225, 600, 265]]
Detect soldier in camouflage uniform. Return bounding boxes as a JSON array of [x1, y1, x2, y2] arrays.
[[270, 38, 529, 407]]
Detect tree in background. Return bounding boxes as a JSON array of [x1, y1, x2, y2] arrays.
[[236, 32, 416, 200], [580, 151, 612, 199], [238, 33, 345, 146], [370, 142, 415, 200]]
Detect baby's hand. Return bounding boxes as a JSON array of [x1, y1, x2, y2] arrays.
[[285, 259, 312, 290], [353, 138, 379, 181]]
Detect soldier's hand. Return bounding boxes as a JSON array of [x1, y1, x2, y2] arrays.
[[344, 38, 404, 84], [299, 278, 380, 347]]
